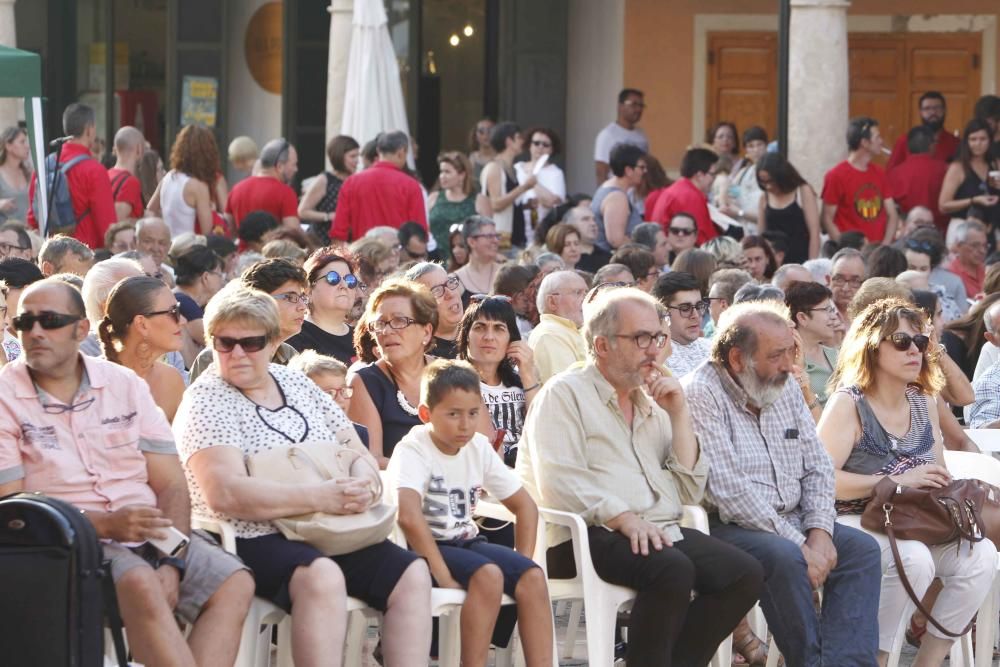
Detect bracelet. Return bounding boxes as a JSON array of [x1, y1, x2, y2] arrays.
[[807, 397, 820, 410], [523, 383, 540, 393]]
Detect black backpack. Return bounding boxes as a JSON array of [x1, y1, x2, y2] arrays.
[[0, 492, 127, 666]]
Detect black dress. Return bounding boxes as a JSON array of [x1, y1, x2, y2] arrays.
[[355, 364, 421, 458], [764, 193, 810, 264], [286, 320, 355, 366], [952, 164, 1000, 237]]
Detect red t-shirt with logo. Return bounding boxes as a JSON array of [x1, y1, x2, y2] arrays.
[[107, 167, 144, 219], [821, 160, 893, 242]]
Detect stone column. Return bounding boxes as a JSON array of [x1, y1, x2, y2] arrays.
[[0, 0, 19, 130], [325, 0, 353, 169], [788, 0, 850, 191]]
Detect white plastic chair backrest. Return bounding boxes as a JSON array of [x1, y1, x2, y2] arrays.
[[943, 450, 1000, 487], [681, 505, 710, 534], [191, 514, 238, 553], [964, 429, 1000, 454]]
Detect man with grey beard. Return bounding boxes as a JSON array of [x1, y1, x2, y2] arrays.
[[682, 300, 881, 667]]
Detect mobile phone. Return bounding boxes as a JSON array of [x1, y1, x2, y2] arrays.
[[491, 428, 507, 453], [148, 526, 190, 557]]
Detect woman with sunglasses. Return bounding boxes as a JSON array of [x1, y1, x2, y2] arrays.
[[348, 279, 438, 468], [99, 276, 186, 421], [427, 152, 491, 262], [287, 248, 363, 366], [405, 262, 464, 359], [457, 295, 539, 467], [175, 284, 433, 666], [818, 298, 995, 666], [515, 127, 566, 226], [172, 245, 225, 367]]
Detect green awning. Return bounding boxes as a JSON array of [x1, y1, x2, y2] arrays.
[[0, 45, 42, 98]]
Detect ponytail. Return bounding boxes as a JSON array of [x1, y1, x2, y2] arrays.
[[98, 317, 121, 364]]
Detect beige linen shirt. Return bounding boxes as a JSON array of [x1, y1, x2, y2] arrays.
[[527, 314, 587, 384], [515, 362, 707, 546]]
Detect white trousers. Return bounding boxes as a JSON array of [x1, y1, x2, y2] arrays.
[[838, 514, 997, 651]]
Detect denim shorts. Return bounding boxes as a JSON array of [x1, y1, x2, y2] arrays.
[[435, 537, 538, 597]]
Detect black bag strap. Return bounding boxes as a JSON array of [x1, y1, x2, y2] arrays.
[[111, 171, 130, 199], [101, 561, 129, 667], [884, 517, 974, 638]]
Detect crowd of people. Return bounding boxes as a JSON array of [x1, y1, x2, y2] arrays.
[[1, 88, 1000, 667]]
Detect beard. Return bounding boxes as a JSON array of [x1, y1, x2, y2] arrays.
[[734, 361, 789, 410], [923, 117, 944, 132]]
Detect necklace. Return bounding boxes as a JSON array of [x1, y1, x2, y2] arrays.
[[383, 362, 421, 417], [461, 262, 497, 295]]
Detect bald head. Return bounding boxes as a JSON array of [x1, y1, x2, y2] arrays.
[[986, 301, 1000, 336], [136, 217, 171, 265], [21, 278, 86, 319], [113, 126, 145, 171]]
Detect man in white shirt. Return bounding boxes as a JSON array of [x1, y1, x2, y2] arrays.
[[594, 88, 650, 185], [653, 271, 712, 377]]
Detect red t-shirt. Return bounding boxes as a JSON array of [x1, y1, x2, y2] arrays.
[[107, 167, 144, 219], [225, 176, 298, 228], [649, 178, 717, 246], [26, 142, 116, 249], [330, 161, 428, 242], [821, 160, 893, 242], [886, 154, 949, 232], [886, 128, 960, 172]]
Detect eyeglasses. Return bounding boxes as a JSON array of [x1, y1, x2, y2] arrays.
[[42, 396, 96, 415], [531, 140, 552, 148], [469, 294, 512, 305], [614, 332, 668, 349], [11, 311, 82, 331], [667, 301, 708, 317], [668, 227, 696, 236], [884, 332, 930, 353], [645, 269, 660, 279], [0, 242, 29, 255], [145, 271, 165, 281], [274, 292, 310, 306], [830, 275, 864, 289], [960, 240, 988, 251], [475, 125, 492, 135], [429, 275, 461, 298], [325, 387, 354, 400], [370, 316, 418, 333], [213, 335, 268, 353], [470, 233, 500, 241], [317, 270, 367, 293], [809, 305, 838, 317], [208, 270, 225, 280], [144, 305, 182, 323]]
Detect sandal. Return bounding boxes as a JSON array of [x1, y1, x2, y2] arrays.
[[732, 628, 769, 667], [905, 617, 926, 648]]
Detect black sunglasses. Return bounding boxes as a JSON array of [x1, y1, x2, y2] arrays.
[[317, 270, 366, 293], [12, 311, 82, 332], [144, 304, 182, 323], [884, 332, 930, 353], [213, 335, 268, 353], [669, 226, 696, 236]]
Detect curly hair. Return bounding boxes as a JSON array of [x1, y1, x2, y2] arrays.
[[170, 125, 221, 186]]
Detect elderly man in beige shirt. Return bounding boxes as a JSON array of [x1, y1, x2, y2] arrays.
[[526, 270, 588, 383], [516, 287, 762, 666]]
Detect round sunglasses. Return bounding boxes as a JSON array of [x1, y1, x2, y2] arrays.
[[317, 270, 367, 293]]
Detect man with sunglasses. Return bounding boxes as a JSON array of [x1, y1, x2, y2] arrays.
[[225, 137, 300, 232], [0, 278, 255, 665], [518, 287, 763, 666], [652, 272, 712, 378]]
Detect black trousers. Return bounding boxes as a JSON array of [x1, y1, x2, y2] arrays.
[[547, 526, 763, 667]]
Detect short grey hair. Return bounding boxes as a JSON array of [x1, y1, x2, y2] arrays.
[[135, 217, 168, 236], [708, 268, 753, 304], [581, 287, 660, 360], [593, 263, 634, 285], [952, 219, 987, 246], [631, 222, 662, 251], [462, 215, 495, 241], [562, 207, 587, 226], [535, 252, 565, 273], [81, 257, 144, 327], [830, 247, 863, 267], [536, 269, 577, 315], [734, 283, 785, 304], [986, 301, 1000, 336], [771, 263, 810, 291], [39, 236, 94, 269], [259, 138, 293, 169], [404, 261, 445, 282], [711, 300, 790, 365], [376, 131, 409, 156], [365, 226, 401, 241], [802, 258, 832, 284], [287, 349, 347, 377], [204, 283, 281, 342]]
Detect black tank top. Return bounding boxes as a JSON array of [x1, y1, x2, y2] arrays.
[[504, 167, 526, 248], [765, 191, 810, 264], [953, 164, 1000, 233]]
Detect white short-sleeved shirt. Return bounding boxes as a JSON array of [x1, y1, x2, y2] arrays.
[[386, 424, 522, 541], [173, 363, 353, 538], [594, 122, 650, 163]]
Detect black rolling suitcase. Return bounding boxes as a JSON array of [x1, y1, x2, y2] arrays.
[[0, 492, 127, 667]]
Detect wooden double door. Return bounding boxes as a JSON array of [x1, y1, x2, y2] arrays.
[[706, 31, 982, 154]]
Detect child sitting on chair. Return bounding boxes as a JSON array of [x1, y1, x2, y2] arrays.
[[386, 359, 554, 667], [288, 350, 370, 448]]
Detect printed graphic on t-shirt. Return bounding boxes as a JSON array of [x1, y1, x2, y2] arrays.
[[481, 387, 524, 444], [422, 474, 482, 540], [853, 182, 883, 221]]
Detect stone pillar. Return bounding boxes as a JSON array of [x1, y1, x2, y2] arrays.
[[0, 0, 19, 130], [788, 0, 850, 190], [325, 0, 353, 169]]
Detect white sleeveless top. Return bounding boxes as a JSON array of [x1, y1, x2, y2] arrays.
[[160, 170, 196, 238], [480, 163, 512, 236]]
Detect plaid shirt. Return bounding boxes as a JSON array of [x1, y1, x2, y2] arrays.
[[969, 361, 1000, 428], [682, 360, 836, 545]]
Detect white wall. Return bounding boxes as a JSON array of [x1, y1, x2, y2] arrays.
[[226, 0, 282, 174], [565, 0, 625, 195]]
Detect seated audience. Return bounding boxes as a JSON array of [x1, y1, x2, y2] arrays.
[[349, 279, 437, 467], [546, 223, 583, 271], [828, 248, 866, 325], [565, 205, 611, 273], [944, 220, 988, 299], [455, 216, 504, 296], [671, 249, 717, 298], [173, 245, 225, 367], [652, 272, 711, 377], [39, 236, 95, 277], [707, 268, 753, 329], [286, 249, 360, 365], [819, 298, 996, 664], [174, 284, 431, 664], [135, 217, 175, 284], [785, 281, 840, 414], [771, 263, 813, 292], [0, 257, 43, 362], [740, 235, 777, 282], [388, 359, 553, 666], [526, 270, 588, 383], [517, 287, 763, 665], [398, 221, 429, 262], [0, 278, 254, 665], [493, 263, 540, 337], [631, 221, 671, 273], [99, 276, 186, 421], [611, 245, 658, 293], [968, 301, 1000, 428], [683, 300, 882, 666], [592, 262, 635, 288], [404, 262, 464, 359], [286, 349, 369, 447], [237, 210, 280, 254]]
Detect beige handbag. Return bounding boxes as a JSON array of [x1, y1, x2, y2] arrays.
[[245, 434, 396, 555]]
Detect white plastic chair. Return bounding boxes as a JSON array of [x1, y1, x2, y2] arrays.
[[964, 429, 1000, 455]]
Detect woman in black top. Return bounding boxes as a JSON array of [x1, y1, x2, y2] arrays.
[[286, 248, 362, 365], [297, 135, 360, 244], [939, 119, 1000, 236], [756, 152, 820, 263]]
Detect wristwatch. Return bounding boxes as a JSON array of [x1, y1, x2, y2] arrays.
[[158, 556, 187, 581]]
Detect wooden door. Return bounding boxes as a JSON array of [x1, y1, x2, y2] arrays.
[[706, 32, 778, 146]]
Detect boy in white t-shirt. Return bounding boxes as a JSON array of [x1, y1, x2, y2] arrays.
[[387, 359, 553, 667]]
